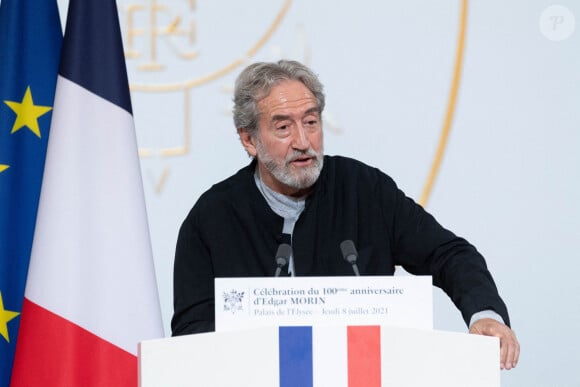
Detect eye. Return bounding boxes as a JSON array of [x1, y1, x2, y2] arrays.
[[303, 115, 320, 128], [273, 121, 292, 137]]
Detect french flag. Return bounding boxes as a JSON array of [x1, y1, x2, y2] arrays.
[[140, 325, 383, 387], [11, 0, 164, 385], [279, 325, 381, 387]]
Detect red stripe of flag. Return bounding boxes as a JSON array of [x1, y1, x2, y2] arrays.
[[347, 325, 382, 387], [11, 299, 136, 386]]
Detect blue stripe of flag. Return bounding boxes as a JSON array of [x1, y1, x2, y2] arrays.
[[59, 0, 132, 114], [279, 326, 313, 387]]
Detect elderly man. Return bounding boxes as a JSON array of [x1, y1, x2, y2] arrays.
[[172, 60, 519, 370]]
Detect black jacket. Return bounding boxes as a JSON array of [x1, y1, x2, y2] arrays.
[[172, 155, 509, 335]]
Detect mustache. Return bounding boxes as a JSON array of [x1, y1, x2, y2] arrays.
[[286, 148, 321, 163]]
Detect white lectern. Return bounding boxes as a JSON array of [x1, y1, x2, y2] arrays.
[[139, 324, 499, 387]]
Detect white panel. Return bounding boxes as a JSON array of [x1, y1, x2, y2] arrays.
[[313, 325, 347, 387]]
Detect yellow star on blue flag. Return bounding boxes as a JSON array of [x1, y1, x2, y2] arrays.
[[0, 0, 62, 384], [4, 86, 52, 138], [0, 292, 19, 343]]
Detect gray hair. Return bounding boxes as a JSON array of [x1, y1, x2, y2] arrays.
[[233, 60, 325, 135]]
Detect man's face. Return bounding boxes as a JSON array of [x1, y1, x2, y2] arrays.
[[241, 80, 324, 197]]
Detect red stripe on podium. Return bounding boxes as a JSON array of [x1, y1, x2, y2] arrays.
[[347, 325, 381, 387], [11, 299, 136, 386]]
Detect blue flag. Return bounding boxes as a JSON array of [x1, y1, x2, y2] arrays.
[[0, 0, 62, 385]]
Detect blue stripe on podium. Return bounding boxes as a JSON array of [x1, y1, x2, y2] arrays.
[[279, 326, 313, 387]]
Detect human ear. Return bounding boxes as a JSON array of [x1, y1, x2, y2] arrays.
[[238, 128, 257, 157]]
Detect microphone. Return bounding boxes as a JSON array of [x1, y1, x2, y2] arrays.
[[340, 240, 360, 276], [274, 243, 292, 277]]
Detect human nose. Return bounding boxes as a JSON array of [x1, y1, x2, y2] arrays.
[[291, 124, 310, 150]]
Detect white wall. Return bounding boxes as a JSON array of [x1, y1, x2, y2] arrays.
[[57, 0, 580, 385]]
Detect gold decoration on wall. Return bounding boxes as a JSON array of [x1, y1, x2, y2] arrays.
[[131, 0, 292, 93], [129, 0, 292, 163], [419, 0, 468, 207]]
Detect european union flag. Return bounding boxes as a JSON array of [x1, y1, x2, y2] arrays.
[[0, 0, 62, 385]]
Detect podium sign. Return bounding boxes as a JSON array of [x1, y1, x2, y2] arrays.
[[215, 275, 432, 331]]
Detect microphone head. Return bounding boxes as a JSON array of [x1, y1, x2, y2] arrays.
[[340, 239, 358, 264], [275, 243, 292, 266]]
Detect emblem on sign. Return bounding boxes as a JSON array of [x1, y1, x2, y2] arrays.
[[222, 290, 245, 314]]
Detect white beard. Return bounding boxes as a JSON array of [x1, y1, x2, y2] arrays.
[[255, 138, 324, 190]]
